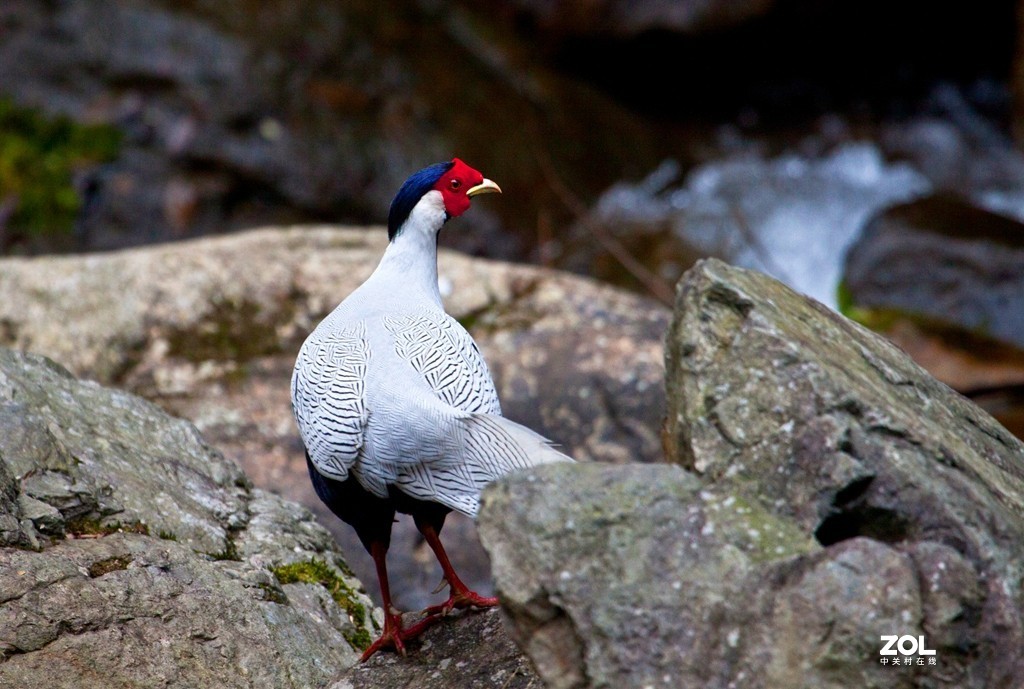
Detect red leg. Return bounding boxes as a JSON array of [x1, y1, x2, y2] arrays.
[[416, 520, 499, 616], [360, 541, 442, 662]]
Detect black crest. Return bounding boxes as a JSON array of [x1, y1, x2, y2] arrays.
[[387, 160, 455, 240]]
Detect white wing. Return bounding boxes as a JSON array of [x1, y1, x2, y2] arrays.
[[291, 322, 370, 481], [383, 311, 500, 416], [360, 389, 572, 517]]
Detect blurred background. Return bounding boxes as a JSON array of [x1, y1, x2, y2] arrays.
[[4, 0, 1024, 606], [4, 0, 1023, 437]]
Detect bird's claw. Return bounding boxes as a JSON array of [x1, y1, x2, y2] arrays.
[[359, 610, 443, 662], [423, 588, 499, 617], [430, 577, 449, 595]]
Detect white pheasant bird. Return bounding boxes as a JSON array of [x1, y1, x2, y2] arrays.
[[290, 158, 572, 660]]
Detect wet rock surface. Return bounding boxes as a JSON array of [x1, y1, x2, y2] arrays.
[[479, 259, 1024, 689], [0, 348, 376, 687], [0, 226, 668, 609]]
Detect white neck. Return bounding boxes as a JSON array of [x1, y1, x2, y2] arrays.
[[370, 190, 447, 306]]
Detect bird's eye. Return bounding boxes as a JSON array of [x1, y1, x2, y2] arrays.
[[449, 179, 461, 190]]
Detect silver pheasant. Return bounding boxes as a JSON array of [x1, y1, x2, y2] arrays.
[[291, 158, 572, 660]]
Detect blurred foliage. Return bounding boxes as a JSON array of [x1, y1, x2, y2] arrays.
[[0, 98, 120, 241]]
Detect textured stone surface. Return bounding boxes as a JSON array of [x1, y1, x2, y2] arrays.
[[480, 259, 1024, 689], [0, 534, 357, 688], [0, 227, 667, 461], [665, 259, 1024, 687], [0, 225, 668, 609], [0, 226, 380, 383], [0, 348, 375, 687], [480, 463, 821, 689], [0, 348, 246, 554], [334, 608, 541, 689]]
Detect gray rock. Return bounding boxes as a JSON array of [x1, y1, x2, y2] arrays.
[[0, 348, 376, 687], [15, 494, 63, 536], [0, 228, 669, 445], [842, 194, 1024, 350], [0, 455, 26, 548], [480, 463, 821, 689], [0, 0, 432, 249], [0, 348, 247, 554], [666, 259, 1024, 687], [480, 259, 1024, 688], [467, 266, 669, 466], [0, 226, 382, 383], [0, 534, 359, 688]]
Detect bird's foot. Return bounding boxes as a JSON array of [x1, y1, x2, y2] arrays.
[[359, 609, 442, 662], [423, 584, 499, 617]]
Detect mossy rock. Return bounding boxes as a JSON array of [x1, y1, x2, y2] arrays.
[[272, 557, 376, 650]]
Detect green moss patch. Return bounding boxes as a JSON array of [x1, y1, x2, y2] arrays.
[[88, 555, 133, 578], [0, 98, 120, 245], [66, 517, 149, 538], [271, 558, 374, 651]]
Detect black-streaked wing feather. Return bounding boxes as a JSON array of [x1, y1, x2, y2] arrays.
[[384, 311, 500, 416], [291, 323, 370, 481]]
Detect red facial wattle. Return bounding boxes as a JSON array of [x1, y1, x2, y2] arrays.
[[433, 158, 500, 217]]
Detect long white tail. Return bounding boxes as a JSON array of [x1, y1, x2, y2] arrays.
[[464, 413, 574, 468], [422, 413, 573, 517]]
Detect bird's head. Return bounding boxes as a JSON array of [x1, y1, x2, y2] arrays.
[[387, 158, 501, 241]]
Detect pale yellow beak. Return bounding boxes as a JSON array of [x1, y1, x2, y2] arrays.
[[466, 179, 501, 197]]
